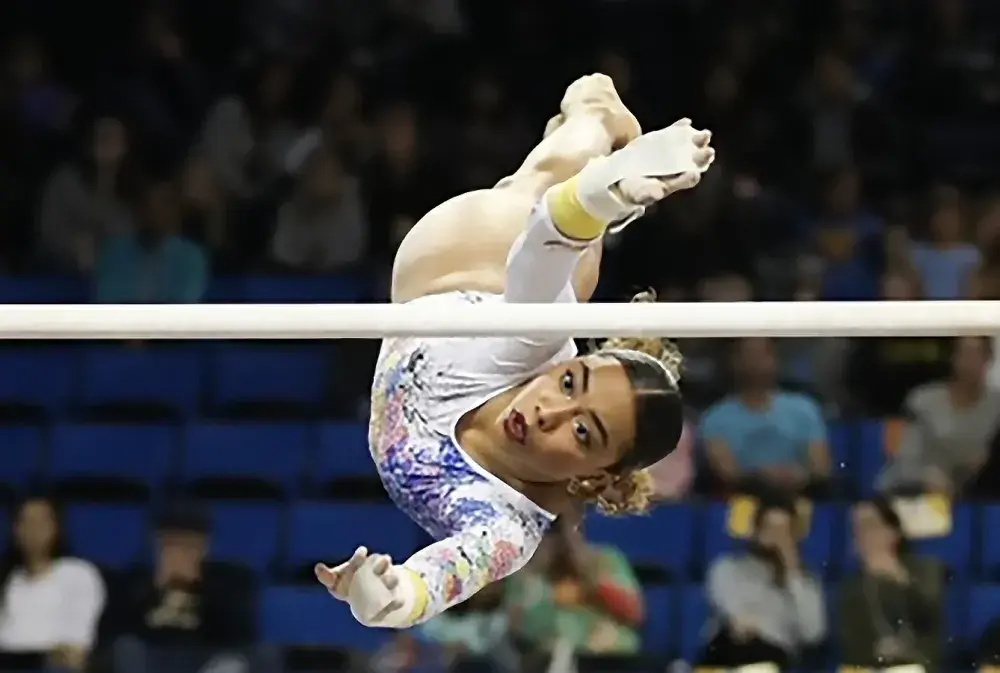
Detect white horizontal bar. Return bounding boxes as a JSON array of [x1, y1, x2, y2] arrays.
[[0, 301, 995, 339]]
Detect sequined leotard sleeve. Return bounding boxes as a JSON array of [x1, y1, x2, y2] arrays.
[[369, 196, 599, 625]]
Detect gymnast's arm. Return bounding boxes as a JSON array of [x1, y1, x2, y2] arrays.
[[380, 506, 541, 628]]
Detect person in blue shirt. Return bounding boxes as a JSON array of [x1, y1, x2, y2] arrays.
[[701, 337, 831, 496], [95, 179, 208, 304]]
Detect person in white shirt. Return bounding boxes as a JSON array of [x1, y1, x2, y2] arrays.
[[0, 495, 105, 671]]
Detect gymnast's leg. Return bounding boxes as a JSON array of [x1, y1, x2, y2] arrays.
[[390, 75, 640, 304]]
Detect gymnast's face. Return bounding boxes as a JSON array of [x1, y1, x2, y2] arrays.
[[495, 355, 637, 482]]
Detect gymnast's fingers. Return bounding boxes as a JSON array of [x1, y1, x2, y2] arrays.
[[371, 554, 392, 576]]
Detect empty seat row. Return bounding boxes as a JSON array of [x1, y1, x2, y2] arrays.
[[258, 582, 1000, 658], [0, 348, 336, 418], [0, 502, 420, 573], [0, 423, 375, 497], [0, 275, 369, 304]]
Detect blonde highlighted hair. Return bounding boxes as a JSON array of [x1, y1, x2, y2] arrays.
[[571, 290, 684, 516]]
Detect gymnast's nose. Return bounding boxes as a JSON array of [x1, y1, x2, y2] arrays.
[[535, 399, 578, 432]]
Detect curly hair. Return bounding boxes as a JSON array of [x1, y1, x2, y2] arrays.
[[595, 290, 683, 384], [567, 290, 683, 516], [567, 468, 656, 516]]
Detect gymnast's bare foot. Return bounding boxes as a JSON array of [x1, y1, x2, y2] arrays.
[[545, 74, 642, 149]]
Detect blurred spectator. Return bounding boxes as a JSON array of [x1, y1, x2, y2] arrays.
[[180, 154, 237, 270], [95, 179, 209, 303], [364, 101, 441, 264], [0, 495, 106, 672], [504, 519, 643, 657], [107, 504, 267, 673], [911, 188, 980, 299], [702, 496, 826, 670], [810, 166, 883, 301], [37, 116, 137, 272], [879, 337, 1000, 496], [201, 58, 298, 200], [701, 338, 831, 496], [269, 149, 368, 272], [411, 582, 516, 672], [846, 270, 951, 415], [8, 35, 75, 137], [839, 497, 943, 671]]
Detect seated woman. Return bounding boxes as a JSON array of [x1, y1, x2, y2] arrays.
[[316, 74, 715, 628], [0, 495, 106, 671]]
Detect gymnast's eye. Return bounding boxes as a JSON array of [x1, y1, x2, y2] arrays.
[[573, 420, 591, 447], [560, 370, 575, 395]]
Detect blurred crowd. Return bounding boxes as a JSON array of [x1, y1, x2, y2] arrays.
[[2, 0, 1000, 672]]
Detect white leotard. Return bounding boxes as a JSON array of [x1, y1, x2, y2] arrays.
[[368, 197, 592, 622]]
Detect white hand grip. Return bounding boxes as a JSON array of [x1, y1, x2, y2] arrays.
[[348, 558, 395, 625]]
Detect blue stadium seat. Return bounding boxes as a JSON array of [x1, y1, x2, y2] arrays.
[[949, 581, 971, 649], [858, 420, 888, 497], [49, 424, 175, 496], [0, 277, 86, 303], [703, 503, 738, 566], [679, 584, 709, 662], [827, 421, 855, 491], [982, 505, 1000, 578], [208, 503, 281, 574], [642, 586, 675, 655], [0, 427, 42, 495], [800, 505, 839, 578], [81, 348, 202, 417], [286, 503, 419, 572], [0, 350, 77, 416], [970, 584, 1000, 644], [260, 585, 390, 650], [65, 504, 148, 569], [587, 505, 696, 578], [913, 505, 975, 577], [239, 276, 367, 304], [182, 423, 311, 497], [209, 348, 328, 412], [315, 423, 377, 484]]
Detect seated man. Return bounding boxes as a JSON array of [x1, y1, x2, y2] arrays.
[[702, 338, 831, 496], [104, 504, 277, 673]]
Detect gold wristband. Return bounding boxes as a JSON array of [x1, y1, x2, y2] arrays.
[[546, 176, 606, 241]]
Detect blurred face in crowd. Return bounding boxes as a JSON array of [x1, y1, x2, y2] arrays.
[[381, 103, 417, 163], [815, 51, 854, 103], [8, 36, 47, 85], [304, 152, 343, 202], [952, 336, 990, 385], [92, 117, 128, 168], [469, 76, 503, 117], [735, 337, 777, 388], [257, 62, 293, 114], [930, 203, 964, 245], [824, 169, 860, 217], [852, 502, 898, 559], [181, 155, 220, 207], [754, 507, 795, 549], [158, 529, 207, 584], [322, 72, 361, 123], [15, 498, 58, 561], [880, 272, 917, 300], [704, 64, 740, 111], [138, 182, 180, 237]]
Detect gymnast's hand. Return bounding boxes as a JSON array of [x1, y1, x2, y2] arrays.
[[316, 548, 405, 625]]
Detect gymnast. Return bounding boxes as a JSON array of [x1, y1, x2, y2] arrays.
[[315, 74, 715, 628]]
